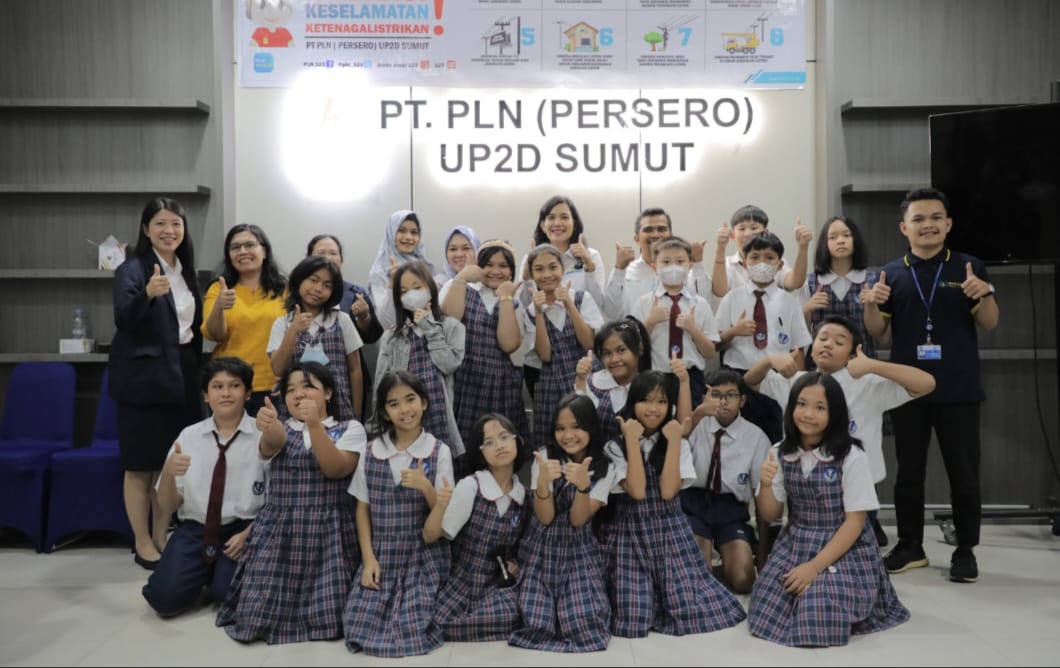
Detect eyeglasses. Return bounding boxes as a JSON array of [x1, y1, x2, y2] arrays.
[[482, 432, 517, 449], [229, 241, 261, 252], [709, 391, 742, 403]]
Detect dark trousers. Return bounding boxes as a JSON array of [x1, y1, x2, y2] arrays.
[[892, 402, 981, 547], [142, 518, 250, 617]]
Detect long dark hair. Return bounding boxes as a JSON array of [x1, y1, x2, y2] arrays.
[[593, 317, 652, 374], [218, 224, 286, 299], [462, 412, 531, 479], [134, 197, 195, 270], [391, 261, 444, 332], [779, 372, 862, 462], [813, 216, 869, 274], [370, 370, 430, 441], [617, 370, 677, 476], [532, 195, 585, 246], [284, 255, 342, 313], [545, 393, 609, 484]]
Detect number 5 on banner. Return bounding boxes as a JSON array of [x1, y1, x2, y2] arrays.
[[521, 27, 535, 47]]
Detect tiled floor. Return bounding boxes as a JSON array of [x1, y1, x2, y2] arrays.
[[1, 523, 1058, 666]]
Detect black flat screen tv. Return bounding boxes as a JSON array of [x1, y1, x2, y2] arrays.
[[929, 102, 1060, 265]]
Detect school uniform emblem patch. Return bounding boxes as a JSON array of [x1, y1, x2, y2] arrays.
[[252, 480, 265, 495], [823, 466, 839, 483]]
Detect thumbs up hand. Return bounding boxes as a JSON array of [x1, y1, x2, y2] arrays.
[[793, 216, 813, 247], [535, 450, 562, 484], [716, 221, 732, 249], [669, 351, 690, 385], [400, 457, 430, 492], [387, 256, 400, 287], [662, 417, 687, 444], [256, 396, 278, 433], [648, 295, 669, 328], [804, 284, 829, 315], [961, 261, 992, 299], [164, 442, 191, 478], [563, 456, 593, 491], [575, 350, 593, 383], [570, 233, 593, 271], [615, 241, 635, 270], [675, 304, 698, 332], [861, 270, 890, 305], [732, 309, 756, 337], [291, 304, 313, 333], [146, 263, 171, 298], [617, 415, 644, 444], [760, 449, 779, 487], [217, 277, 236, 310], [435, 476, 453, 508], [690, 239, 707, 263]]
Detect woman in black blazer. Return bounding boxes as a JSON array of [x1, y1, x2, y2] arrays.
[[109, 197, 203, 569]]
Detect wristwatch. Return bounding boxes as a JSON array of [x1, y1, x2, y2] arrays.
[[985, 283, 996, 297]]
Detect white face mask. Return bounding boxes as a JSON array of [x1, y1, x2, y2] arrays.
[[657, 264, 689, 286], [746, 262, 779, 284], [400, 288, 431, 312]]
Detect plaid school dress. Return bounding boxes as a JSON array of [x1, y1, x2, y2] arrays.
[[587, 380, 621, 446], [805, 271, 879, 371], [453, 289, 527, 443], [343, 439, 451, 657], [280, 314, 356, 421], [531, 292, 585, 445], [217, 421, 358, 644], [601, 439, 746, 638], [509, 476, 611, 653], [747, 454, 910, 647], [406, 328, 457, 451], [433, 477, 528, 641]]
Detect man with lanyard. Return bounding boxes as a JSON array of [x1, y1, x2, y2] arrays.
[[863, 187, 999, 584]]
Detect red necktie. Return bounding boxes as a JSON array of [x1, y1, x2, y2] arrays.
[[668, 293, 683, 358], [707, 428, 725, 494], [203, 430, 238, 563], [753, 289, 768, 350]]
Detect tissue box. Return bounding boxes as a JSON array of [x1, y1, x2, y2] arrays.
[[60, 339, 95, 354]]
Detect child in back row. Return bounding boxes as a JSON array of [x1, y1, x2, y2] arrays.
[[344, 371, 453, 657], [682, 369, 772, 593], [574, 317, 653, 445], [601, 370, 746, 638], [374, 261, 466, 458], [631, 236, 719, 407], [745, 314, 936, 546], [711, 204, 812, 301], [749, 373, 909, 647], [511, 393, 620, 653], [218, 361, 364, 644], [425, 413, 531, 642]]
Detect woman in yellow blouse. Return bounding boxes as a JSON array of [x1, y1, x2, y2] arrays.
[[202, 224, 287, 415]]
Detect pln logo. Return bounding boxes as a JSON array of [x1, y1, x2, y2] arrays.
[[253, 52, 275, 73]]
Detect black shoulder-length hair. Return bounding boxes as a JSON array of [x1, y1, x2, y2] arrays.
[[218, 223, 286, 300], [617, 370, 677, 476], [813, 216, 869, 275], [779, 372, 863, 462], [391, 260, 444, 332], [593, 316, 652, 373], [370, 370, 430, 441], [284, 255, 343, 313], [532, 195, 585, 246], [462, 412, 531, 479], [134, 197, 195, 270], [544, 393, 610, 484]]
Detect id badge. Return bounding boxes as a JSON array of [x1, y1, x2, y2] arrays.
[[917, 344, 942, 361], [301, 343, 330, 366]]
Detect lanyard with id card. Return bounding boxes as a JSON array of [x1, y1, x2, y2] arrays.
[[911, 261, 944, 361], [299, 319, 331, 366]]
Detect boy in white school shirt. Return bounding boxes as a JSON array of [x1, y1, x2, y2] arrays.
[[143, 357, 266, 617], [710, 204, 813, 303], [744, 314, 936, 546], [631, 236, 720, 407]]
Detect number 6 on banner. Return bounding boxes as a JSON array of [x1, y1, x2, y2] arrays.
[[600, 28, 614, 47]]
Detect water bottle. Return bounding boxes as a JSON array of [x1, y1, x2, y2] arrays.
[[72, 308, 86, 339]]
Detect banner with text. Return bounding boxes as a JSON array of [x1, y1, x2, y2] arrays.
[[237, 0, 806, 89]]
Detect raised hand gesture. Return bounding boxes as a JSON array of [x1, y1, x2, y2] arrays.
[[164, 442, 191, 478], [615, 242, 635, 270], [290, 304, 313, 333], [731, 309, 757, 337], [760, 449, 779, 487], [618, 415, 644, 444], [146, 264, 171, 299], [400, 457, 430, 492], [575, 350, 594, 383], [216, 277, 236, 310], [435, 476, 453, 508], [861, 271, 890, 305], [804, 284, 829, 315], [563, 456, 593, 490], [256, 396, 278, 433], [534, 450, 562, 484]]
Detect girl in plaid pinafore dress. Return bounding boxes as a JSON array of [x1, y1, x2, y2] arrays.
[[267, 256, 363, 422], [443, 242, 527, 444], [374, 261, 465, 457], [600, 371, 746, 638], [344, 371, 453, 657], [425, 413, 531, 641], [748, 373, 909, 647], [510, 394, 620, 653], [575, 317, 654, 446], [218, 362, 364, 644]]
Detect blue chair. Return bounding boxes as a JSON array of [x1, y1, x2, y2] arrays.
[[46, 368, 134, 551], [0, 362, 76, 552]]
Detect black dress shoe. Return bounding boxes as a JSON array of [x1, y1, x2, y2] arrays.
[[134, 552, 160, 571]]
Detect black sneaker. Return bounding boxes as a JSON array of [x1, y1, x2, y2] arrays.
[[871, 517, 889, 547], [884, 540, 928, 573], [949, 546, 978, 583]]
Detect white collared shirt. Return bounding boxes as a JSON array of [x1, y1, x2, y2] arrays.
[[267, 308, 363, 356], [762, 444, 878, 512], [603, 256, 712, 320], [578, 368, 630, 415], [529, 449, 622, 505], [687, 414, 771, 502], [725, 252, 792, 297], [759, 368, 914, 483], [347, 431, 454, 502], [441, 470, 526, 540], [153, 250, 196, 344], [799, 269, 868, 302], [160, 413, 267, 524], [521, 291, 603, 369], [630, 286, 719, 372], [277, 416, 367, 453], [604, 433, 696, 494], [715, 282, 812, 370], [518, 246, 607, 309]]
